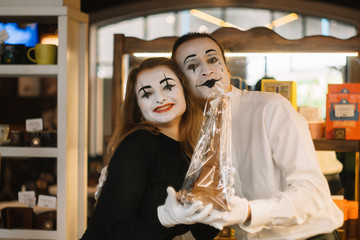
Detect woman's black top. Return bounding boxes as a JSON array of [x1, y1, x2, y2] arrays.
[[80, 130, 219, 240]]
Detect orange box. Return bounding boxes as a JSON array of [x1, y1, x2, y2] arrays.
[[328, 83, 360, 94], [326, 93, 360, 139]]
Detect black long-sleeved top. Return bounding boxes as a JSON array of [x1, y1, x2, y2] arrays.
[[81, 130, 219, 240]]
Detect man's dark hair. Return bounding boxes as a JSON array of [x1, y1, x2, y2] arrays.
[[171, 32, 227, 63]]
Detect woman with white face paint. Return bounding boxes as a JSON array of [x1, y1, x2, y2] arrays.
[[171, 33, 343, 240], [81, 58, 220, 240]]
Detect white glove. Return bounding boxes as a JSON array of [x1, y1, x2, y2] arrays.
[[94, 166, 108, 200], [200, 195, 249, 230], [157, 187, 214, 227]]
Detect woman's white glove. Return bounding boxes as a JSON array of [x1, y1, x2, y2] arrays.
[[157, 187, 214, 227], [94, 166, 108, 200], [200, 195, 249, 230]]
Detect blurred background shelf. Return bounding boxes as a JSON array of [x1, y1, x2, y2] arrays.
[[0, 229, 57, 239], [313, 139, 360, 206], [0, 4, 88, 240], [0, 147, 57, 158], [313, 139, 360, 152], [0, 65, 57, 77]]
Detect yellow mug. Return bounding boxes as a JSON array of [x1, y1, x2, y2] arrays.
[[27, 44, 57, 64]]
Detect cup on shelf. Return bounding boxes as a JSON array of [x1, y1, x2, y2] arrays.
[[24, 131, 57, 147], [0, 124, 10, 144], [26, 131, 41, 147], [27, 43, 57, 65], [40, 131, 52, 147], [50, 131, 57, 147], [25, 46, 36, 64], [10, 130, 24, 146], [1, 44, 27, 64]]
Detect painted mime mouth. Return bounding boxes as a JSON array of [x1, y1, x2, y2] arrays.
[[196, 77, 222, 88]]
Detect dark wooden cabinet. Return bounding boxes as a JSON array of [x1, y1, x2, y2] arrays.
[[313, 139, 360, 224]]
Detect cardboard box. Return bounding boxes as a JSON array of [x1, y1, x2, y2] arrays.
[[328, 83, 360, 94], [298, 107, 322, 121], [1, 207, 33, 229], [261, 79, 297, 110], [326, 93, 360, 139]]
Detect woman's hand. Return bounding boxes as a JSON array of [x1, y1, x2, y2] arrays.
[[157, 187, 214, 227], [94, 166, 108, 200]]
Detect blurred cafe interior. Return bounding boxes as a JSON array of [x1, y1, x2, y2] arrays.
[[0, 0, 360, 239]]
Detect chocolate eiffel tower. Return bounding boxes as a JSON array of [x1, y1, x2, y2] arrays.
[[180, 95, 231, 211]]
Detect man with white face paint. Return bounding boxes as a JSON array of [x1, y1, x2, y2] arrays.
[[176, 39, 232, 99], [172, 33, 343, 240]]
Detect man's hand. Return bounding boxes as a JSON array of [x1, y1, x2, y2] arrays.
[[200, 195, 250, 230]]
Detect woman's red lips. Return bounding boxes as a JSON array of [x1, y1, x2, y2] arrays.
[[153, 103, 174, 113]]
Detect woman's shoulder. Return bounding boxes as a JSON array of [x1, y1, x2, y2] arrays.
[[127, 129, 158, 139], [121, 129, 160, 147], [110, 129, 160, 163]]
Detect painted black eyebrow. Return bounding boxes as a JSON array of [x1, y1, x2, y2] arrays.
[[160, 77, 175, 85], [183, 54, 197, 64], [205, 49, 217, 54], [138, 85, 151, 94]]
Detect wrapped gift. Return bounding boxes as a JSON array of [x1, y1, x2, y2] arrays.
[[179, 94, 232, 211]]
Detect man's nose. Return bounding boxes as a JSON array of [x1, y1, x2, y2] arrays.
[[201, 63, 213, 76]]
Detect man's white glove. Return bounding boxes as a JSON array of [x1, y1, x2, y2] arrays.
[[94, 166, 108, 200], [200, 195, 249, 230], [157, 187, 214, 227]]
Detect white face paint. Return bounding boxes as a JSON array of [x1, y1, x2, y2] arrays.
[[174, 37, 231, 99], [136, 66, 186, 129]]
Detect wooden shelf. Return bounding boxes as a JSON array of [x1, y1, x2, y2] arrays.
[[0, 147, 57, 158], [0, 65, 57, 77], [313, 139, 360, 152], [0, 229, 57, 239], [0, 6, 68, 20], [0, 6, 88, 240], [313, 139, 360, 203]]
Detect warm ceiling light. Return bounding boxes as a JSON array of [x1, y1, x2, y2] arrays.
[[189, 9, 298, 31], [225, 52, 358, 57], [133, 52, 358, 58], [190, 9, 243, 30], [264, 13, 299, 29], [133, 52, 171, 58], [40, 34, 59, 45]]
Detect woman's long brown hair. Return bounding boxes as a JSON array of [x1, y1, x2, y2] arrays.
[[105, 57, 203, 165]]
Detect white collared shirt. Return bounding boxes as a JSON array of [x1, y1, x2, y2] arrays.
[[228, 87, 343, 240]]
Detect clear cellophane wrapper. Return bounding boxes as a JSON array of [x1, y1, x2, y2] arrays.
[[179, 94, 232, 211]]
